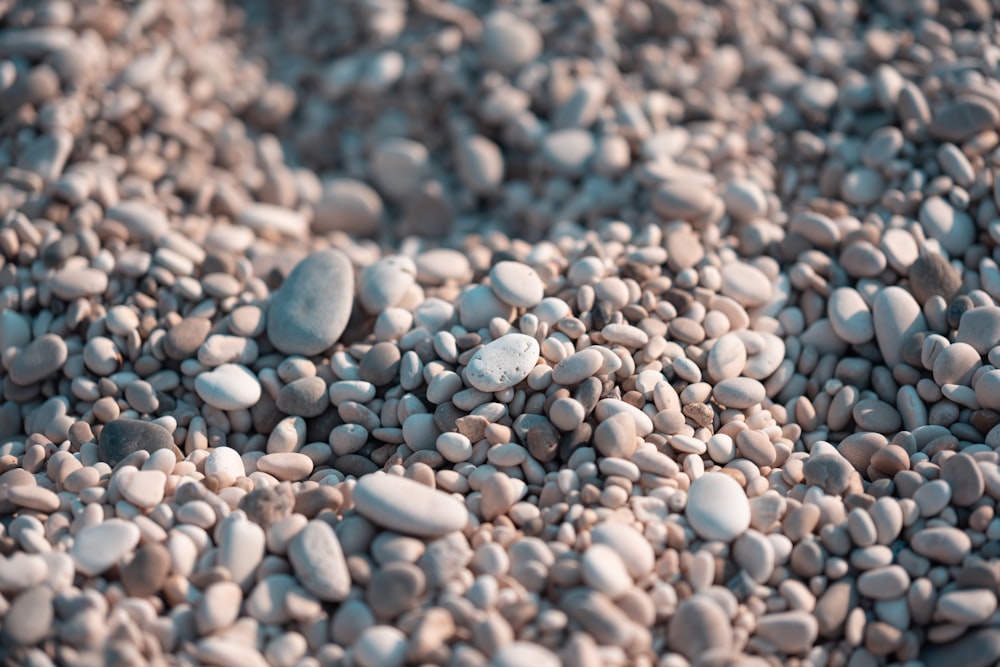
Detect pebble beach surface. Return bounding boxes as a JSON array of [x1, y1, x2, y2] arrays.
[[4, 0, 1000, 666]]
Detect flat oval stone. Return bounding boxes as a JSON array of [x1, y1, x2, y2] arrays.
[[121, 543, 171, 598], [106, 200, 169, 241], [707, 333, 747, 381], [919, 195, 976, 255], [98, 419, 176, 466], [686, 472, 750, 542], [50, 267, 108, 300], [909, 252, 961, 306], [237, 203, 307, 239], [929, 97, 1000, 143], [713, 377, 766, 409], [288, 520, 351, 601], [590, 522, 655, 579], [803, 453, 854, 495], [71, 518, 141, 576], [479, 10, 542, 71], [465, 333, 539, 392], [267, 249, 354, 356], [754, 611, 819, 654], [911, 526, 972, 564], [828, 287, 874, 344], [551, 348, 604, 385], [490, 261, 544, 308], [936, 589, 998, 625], [1, 585, 53, 647], [352, 474, 467, 538], [720, 261, 772, 307], [932, 342, 981, 386], [873, 286, 927, 368], [314, 178, 384, 235], [8, 334, 67, 385], [581, 543, 632, 598], [652, 181, 715, 220], [276, 376, 329, 417], [942, 453, 986, 506], [957, 307, 1000, 354], [667, 595, 733, 660], [164, 317, 212, 360], [195, 364, 262, 410]]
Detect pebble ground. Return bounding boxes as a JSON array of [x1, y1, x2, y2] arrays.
[[2, 0, 1000, 666]]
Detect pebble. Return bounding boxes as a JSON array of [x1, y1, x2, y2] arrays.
[[957, 307, 1000, 354], [352, 625, 408, 667], [686, 472, 751, 542], [7, 334, 67, 386], [910, 252, 962, 306], [164, 316, 212, 360], [352, 474, 468, 538], [652, 180, 715, 220], [911, 526, 972, 564], [105, 201, 169, 241], [828, 287, 874, 344], [802, 453, 854, 495], [121, 543, 171, 598], [667, 595, 733, 660], [489, 261, 545, 308], [205, 446, 246, 487], [720, 261, 772, 307], [256, 452, 313, 481], [71, 518, 141, 576], [754, 611, 819, 654], [929, 97, 1000, 142], [922, 628, 1000, 667], [919, 196, 976, 255], [358, 256, 416, 313], [941, 453, 985, 506], [712, 377, 766, 409], [195, 363, 262, 411], [196, 581, 244, 635], [276, 376, 329, 417], [121, 469, 166, 509], [98, 419, 176, 466], [267, 249, 354, 355], [237, 203, 308, 238], [590, 523, 655, 579], [288, 519, 351, 601], [465, 333, 539, 392], [313, 178, 383, 235], [50, 267, 108, 300], [581, 543, 632, 598], [479, 10, 543, 71], [873, 286, 927, 368], [1, 586, 53, 647]]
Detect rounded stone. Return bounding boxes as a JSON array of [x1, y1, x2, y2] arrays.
[[288, 520, 351, 602], [465, 333, 539, 392], [828, 287, 874, 344], [352, 474, 468, 538], [802, 453, 854, 495], [489, 261, 545, 308], [276, 376, 329, 417], [712, 377, 766, 409], [667, 595, 733, 660], [71, 518, 141, 576], [195, 364, 262, 411], [121, 543, 171, 598], [267, 249, 354, 356], [720, 262, 772, 307], [8, 334, 67, 386], [313, 178, 383, 235], [686, 473, 751, 542], [910, 252, 962, 306], [358, 342, 401, 387], [98, 419, 176, 467]]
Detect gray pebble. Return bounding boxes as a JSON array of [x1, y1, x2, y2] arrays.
[[268, 249, 354, 356]]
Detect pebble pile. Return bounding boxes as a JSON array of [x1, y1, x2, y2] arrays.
[[4, 0, 1000, 666]]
